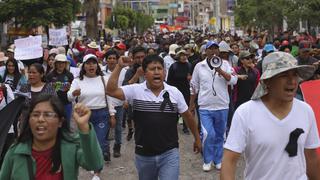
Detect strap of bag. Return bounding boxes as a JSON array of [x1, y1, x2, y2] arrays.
[[100, 76, 108, 108], [27, 156, 34, 180]]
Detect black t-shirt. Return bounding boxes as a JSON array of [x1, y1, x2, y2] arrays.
[[167, 62, 192, 104], [46, 70, 74, 104], [188, 53, 201, 73], [235, 67, 258, 109]]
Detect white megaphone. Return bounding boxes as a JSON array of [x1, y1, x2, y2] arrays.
[[208, 55, 222, 69]]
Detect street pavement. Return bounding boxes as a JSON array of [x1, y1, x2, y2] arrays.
[[79, 124, 245, 180]]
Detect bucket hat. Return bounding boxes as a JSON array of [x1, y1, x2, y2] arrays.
[[251, 52, 315, 99], [54, 54, 69, 63], [88, 41, 99, 49], [168, 44, 179, 55]]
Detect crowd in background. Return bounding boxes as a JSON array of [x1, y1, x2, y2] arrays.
[[0, 28, 319, 180]]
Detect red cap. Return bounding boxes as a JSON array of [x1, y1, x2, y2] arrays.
[[96, 51, 105, 58], [281, 40, 289, 46], [116, 43, 126, 50]]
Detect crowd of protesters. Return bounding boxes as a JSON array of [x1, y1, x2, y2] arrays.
[[0, 28, 319, 180]]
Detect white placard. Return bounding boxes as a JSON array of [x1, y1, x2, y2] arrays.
[[70, 67, 80, 78], [14, 35, 43, 60], [49, 28, 68, 46]]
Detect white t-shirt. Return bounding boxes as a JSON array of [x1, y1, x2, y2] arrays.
[[225, 99, 320, 180], [67, 75, 115, 114]]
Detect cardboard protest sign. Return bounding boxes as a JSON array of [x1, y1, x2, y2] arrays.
[[300, 80, 320, 155], [49, 28, 68, 46], [14, 35, 43, 60]]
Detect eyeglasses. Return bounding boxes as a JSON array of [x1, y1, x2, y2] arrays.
[[30, 111, 58, 120]]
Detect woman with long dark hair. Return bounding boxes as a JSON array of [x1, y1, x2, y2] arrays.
[[68, 54, 115, 179], [0, 94, 103, 179], [2, 59, 27, 91], [19, 63, 56, 101]]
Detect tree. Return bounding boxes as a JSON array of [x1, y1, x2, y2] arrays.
[[106, 6, 154, 34], [0, 0, 81, 28], [83, 0, 99, 39], [235, 0, 320, 33], [106, 15, 129, 31], [234, 0, 284, 34], [284, 0, 320, 29], [135, 12, 154, 34]]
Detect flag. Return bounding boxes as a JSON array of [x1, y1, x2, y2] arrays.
[[0, 97, 26, 155], [300, 80, 320, 155]]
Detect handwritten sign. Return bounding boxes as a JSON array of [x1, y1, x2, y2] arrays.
[[14, 35, 43, 60], [49, 28, 68, 46], [300, 80, 320, 155]]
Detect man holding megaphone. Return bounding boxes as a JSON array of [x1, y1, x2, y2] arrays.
[[190, 41, 238, 172]]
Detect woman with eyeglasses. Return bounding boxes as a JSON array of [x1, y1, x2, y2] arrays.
[[0, 94, 103, 180]]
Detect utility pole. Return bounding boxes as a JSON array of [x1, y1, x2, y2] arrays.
[[192, 0, 195, 27]]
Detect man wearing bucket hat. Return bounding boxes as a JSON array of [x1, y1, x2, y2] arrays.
[[221, 52, 320, 180], [190, 41, 238, 171]]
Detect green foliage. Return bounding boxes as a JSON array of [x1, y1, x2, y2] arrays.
[[234, 0, 284, 31], [283, 0, 320, 29], [235, 0, 320, 30], [106, 6, 154, 33], [0, 0, 81, 28], [135, 12, 154, 33]]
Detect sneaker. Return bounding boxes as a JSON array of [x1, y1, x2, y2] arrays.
[[92, 175, 101, 180], [113, 144, 121, 158], [215, 163, 222, 170], [202, 162, 212, 172]]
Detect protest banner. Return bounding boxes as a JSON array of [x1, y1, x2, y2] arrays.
[[49, 28, 68, 46], [14, 35, 43, 60], [300, 80, 320, 155], [70, 67, 80, 78]]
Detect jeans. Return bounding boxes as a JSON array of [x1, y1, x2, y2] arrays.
[[199, 109, 228, 164], [135, 148, 179, 180], [89, 108, 109, 154], [114, 106, 124, 145], [64, 103, 72, 128]]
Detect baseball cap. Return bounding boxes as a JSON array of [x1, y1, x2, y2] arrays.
[[83, 54, 98, 63], [116, 42, 126, 50], [263, 44, 276, 53], [205, 41, 219, 49]]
